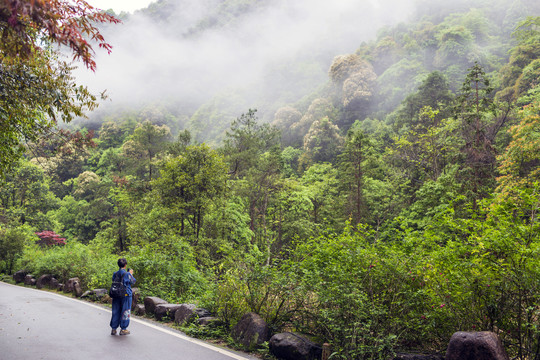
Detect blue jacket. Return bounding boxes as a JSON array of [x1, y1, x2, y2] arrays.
[[112, 269, 136, 296]]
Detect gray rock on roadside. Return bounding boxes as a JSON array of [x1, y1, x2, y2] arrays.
[[131, 288, 141, 311], [445, 331, 509, 360], [64, 278, 80, 293], [155, 304, 184, 321], [92, 289, 108, 300], [36, 274, 53, 289], [231, 312, 269, 350], [269, 332, 322, 360], [174, 304, 197, 325], [143, 296, 168, 315], [174, 304, 212, 326], [134, 304, 146, 316], [24, 274, 36, 286], [13, 270, 28, 283]]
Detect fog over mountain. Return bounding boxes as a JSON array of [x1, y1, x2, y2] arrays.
[[76, 0, 416, 121]]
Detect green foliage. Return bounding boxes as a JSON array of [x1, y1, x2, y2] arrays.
[[129, 239, 207, 303], [0, 225, 35, 274], [6, 4, 540, 359], [0, 0, 118, 177], [154, 144, 228, 239], [18, 241, 94, 286], [287, 225, 419, 359]]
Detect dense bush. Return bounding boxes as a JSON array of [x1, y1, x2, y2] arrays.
[[0, 225, 35, 274]]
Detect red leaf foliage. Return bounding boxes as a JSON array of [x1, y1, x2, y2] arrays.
[[35, 230, 67, 246], [0, 0, 121, 71]]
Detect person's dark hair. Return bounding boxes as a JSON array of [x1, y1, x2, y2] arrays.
[[117, 258, 127, 268]]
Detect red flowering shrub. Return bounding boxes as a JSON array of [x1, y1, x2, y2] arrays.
[[35, 231, 66, 247]]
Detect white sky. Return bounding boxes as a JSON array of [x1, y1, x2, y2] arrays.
[[86, 0, 155, 13]]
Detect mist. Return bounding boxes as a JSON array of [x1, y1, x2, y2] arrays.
[[75, 0, 416, 126]]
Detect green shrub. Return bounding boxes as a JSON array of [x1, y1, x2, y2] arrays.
[[0, 225, 35, 274]]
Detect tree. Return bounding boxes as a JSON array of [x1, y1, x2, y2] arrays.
[[496, 100, 540, 203], [454, 62, 513, 208], [0, 0, 119, 177], [223, 109, 280, 178], [271, 106, 302, 147], [35, 230, 66, 246], [302, 117, 343, 165], [329, 54, 377, 127], [154, 144, 228, 239], [300, 163, 340, 224], [338, 129, 371, 224], [0, 159, 58, 228], [392, 71, 454, 130], [0, 227, 29, 274], [122, 121, 172, 185], [97, 122, 125, 150], [289, 99, 338, 148]]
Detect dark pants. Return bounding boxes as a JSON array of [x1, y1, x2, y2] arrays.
[[110, 295, 132, 330]]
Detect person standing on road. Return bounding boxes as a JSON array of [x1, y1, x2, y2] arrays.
[[110, 258, 136, 335]]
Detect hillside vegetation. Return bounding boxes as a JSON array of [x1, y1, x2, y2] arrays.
[[2, 0, 540, 358]]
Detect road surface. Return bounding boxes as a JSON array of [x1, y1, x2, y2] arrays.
[[0, 281, 255, 360]]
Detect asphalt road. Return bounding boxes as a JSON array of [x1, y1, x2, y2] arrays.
[[0, 281, 256, 360]]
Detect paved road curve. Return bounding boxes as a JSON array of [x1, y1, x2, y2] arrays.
[[0, 281, 255, 360]]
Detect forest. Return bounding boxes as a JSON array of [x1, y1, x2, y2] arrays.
[[1, 0, 540, 358]]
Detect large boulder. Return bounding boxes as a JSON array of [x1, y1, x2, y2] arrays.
[[64, 278, 80, 293], [64, 277, 83, 297], [73, 280, 83, 297], [231, 312, 269, 350], [134, 304, 146, 316], [24, 274, 36, 286], [155, 304, 183, 321], [445, 331, 509, 360], [269, 332, 322, 360], [49, 277, 60, 290], [174, 304, 197, 325], [36, 274, 53, 289], [92, 289, 108, 301], [174, 304, 212, 326], [143, 296, 168, 315], [131, 288, 141, 311], [13, 270, 28, 283]]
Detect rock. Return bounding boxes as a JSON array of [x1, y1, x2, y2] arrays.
[[445, 331, 509, 360], [64, 278, 80, 293], [131, 288, 141, 311], [173, 304, 211, 325], [143, 296, 168, 315], [155, 304, 183, 321], [174, 304, 197, 325], [269, 332, 322, 360], [49, 277, 60, 290], [24, 275, 36, 286], [231, 312, 269, 350], [93, 289, 107, 301], [73, 280, 83, 297], [36, 274, 53, 289], [195, 308, 212, 318], [81, 290, 92, 298], [198, 317, 223, 327], [134, 304, 146, 316], [64, 277, 83, 297], [13, 270, 28, 283]]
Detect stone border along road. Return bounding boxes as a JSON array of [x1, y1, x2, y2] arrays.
[[0, 281, 256, 360]]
